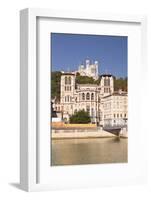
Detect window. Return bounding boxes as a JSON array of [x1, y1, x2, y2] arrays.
[[65, 76, 68, 85], [104, 78, 110, 86], [65, 76, 71, 85], [65, 96, 71, 102], [120, 114, 122, 118], [117, 114, 119, 118], [82, 93, 85, 100], [91, 93, 94, 101], [114, 114, 116, 118], [86, 93, 90, 100], [68, 77, 71, 85]]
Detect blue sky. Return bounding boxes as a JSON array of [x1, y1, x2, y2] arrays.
[[51, 33, 127, 78]]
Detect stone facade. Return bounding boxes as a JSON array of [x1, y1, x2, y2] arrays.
[[102, 91, 128, 127], [53, 72, 128, 126], [52, 57, 128, 127], [78, 59, 99, 80]]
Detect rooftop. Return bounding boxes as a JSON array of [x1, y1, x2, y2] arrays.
[[103, 92, 128, 98]]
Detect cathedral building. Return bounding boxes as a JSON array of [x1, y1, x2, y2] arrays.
[[52, 60, 128, 127]]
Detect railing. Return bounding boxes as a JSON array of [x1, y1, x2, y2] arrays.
[[103, 124, 127, 130]]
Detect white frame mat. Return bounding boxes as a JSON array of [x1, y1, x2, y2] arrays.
[[20, 8, 147, 191]]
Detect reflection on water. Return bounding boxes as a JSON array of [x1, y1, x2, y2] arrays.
[[51, 137, 128, 166]]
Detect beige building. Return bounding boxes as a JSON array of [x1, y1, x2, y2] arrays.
[[102, 91, 128, 127], [53, 72, 127, 126], [78, 59, 99, 80], [52, 59, 127, 127]]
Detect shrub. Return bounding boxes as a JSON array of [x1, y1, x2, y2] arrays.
[[70, 110, 91, 124]]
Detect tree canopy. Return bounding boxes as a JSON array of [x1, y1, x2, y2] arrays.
[[51, 71, 62, 101], [75, 72, 101, 85], [114, 77, 127, 92], [69, 110, 91, 124]]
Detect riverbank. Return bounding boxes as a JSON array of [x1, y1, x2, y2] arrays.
[[51, 129, 123, 139]]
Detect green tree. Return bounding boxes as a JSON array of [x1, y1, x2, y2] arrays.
[[76, 73, 96, 84], [51, 71, 62, 101], [70, 110, 91, 124], [75, 73, 101, 85], [114, 77, 127, 92]]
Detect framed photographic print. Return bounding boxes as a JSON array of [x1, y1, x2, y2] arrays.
[[20, 8, 147, 191]]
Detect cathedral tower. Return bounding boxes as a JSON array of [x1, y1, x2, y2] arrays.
[[100, 74, 114, 96], [60, 73, 75, 104]]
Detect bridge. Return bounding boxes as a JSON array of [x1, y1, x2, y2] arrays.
[[103, 125, 127, 137]]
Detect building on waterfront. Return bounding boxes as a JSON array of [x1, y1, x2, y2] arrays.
[[102, 91, 128, 127], [52, 60, 128, 127]]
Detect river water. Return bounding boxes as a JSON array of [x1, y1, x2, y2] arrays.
[[51, 137, 128, 166]]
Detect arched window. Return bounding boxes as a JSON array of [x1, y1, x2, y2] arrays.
[[65, 76, 68, 85], [82, 93, 85, 101], [104, 78, 110, 86], [68, 77, 71, 85], [91, 93, 94, 101], [86, 93, 90, 100]]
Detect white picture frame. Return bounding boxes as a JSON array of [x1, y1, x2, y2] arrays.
[[20, 8, 147, 191]]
